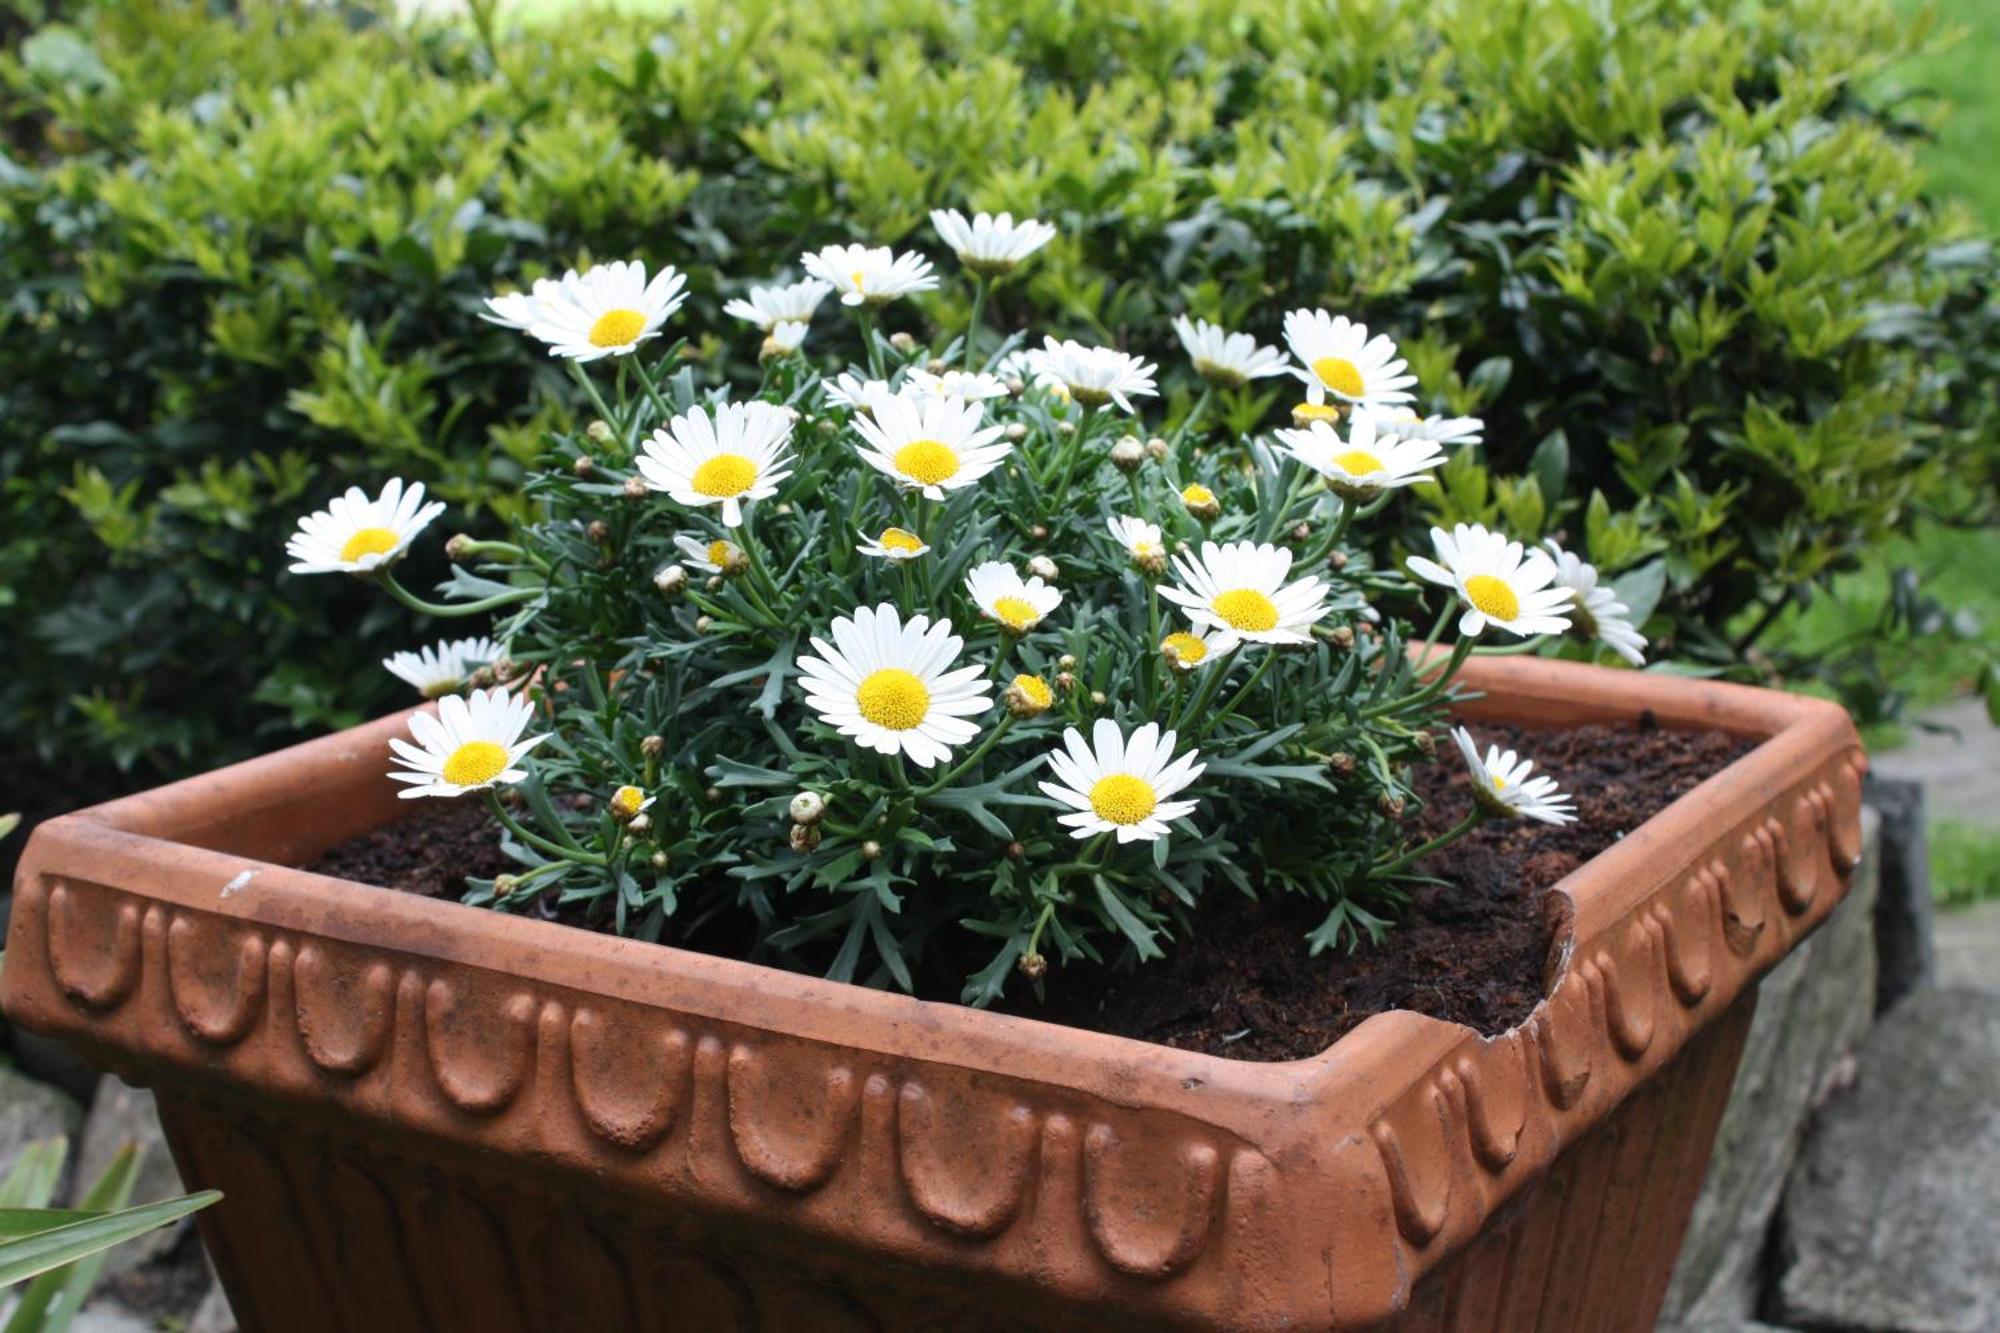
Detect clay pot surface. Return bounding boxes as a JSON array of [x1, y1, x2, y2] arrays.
[[1, 658, 1865, 1332]]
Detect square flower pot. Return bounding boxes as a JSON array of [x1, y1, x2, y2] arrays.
[[0, 657, 1865, 1332]]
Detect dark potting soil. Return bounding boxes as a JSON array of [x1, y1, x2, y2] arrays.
[[304, 719, 1752, 1061]]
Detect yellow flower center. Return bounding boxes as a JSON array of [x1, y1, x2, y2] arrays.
[[1331, 449, 1384, 476], [850, 269, 866, 291], [690, 453, 759, 497], [610, 785, 647, 818], [1212, 588, 1279, 633], [441, 740, 511, 788], [1181, 484, 1216, 506], [339, 527, 401, 563], [878, 527, 924, 553], [1464, 574, 1521, 623], [894, 439, 960, 486], [1311, 356, 1365, 399], [991, 596, 1042, 632], [855, 667, 930, 731], [1133, 539, 1163, 559], [1010, 674, 1053, 708], [1161, 631, 1209, 664], [1088, 774, 1158, 826], [1492, 774, 1508, 791], [588, 308, 647, 348], [1292, 402, 1342, 424], [706, 540, 734, 565]]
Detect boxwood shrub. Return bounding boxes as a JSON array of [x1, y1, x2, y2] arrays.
[[1, 0, 1994, 826]]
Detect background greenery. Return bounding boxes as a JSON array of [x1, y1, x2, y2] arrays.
[[1, 0, 1995, 843]]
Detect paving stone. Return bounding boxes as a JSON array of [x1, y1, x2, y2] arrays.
[[1869, 696, 2000, 826], [68, 1074, 188, 1277], [1774, 986, 2000, 1332], [187, 1279, 238, 1333], [1936, 898, 2000, 992], [0, 1063, 84, 1186]]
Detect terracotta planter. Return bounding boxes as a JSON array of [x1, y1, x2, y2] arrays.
[[0, 658, 1865, 1332]]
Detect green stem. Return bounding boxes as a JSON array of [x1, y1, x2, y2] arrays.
[[1373, 808, 1485, 878], [1363, 635, 1474, 719], [1170, 384, 1214, 453], [1472, 634, 1553, 656], [856, 306, 885, 379], [568, 359, 621, 437], [916, 715, 1015, 797], [964, 273, 990, 370], [377, 568, 539, 618], [1195, 650, 1276, 742], [1171, 649, 1234, 734], [485, 790, 607, 867]]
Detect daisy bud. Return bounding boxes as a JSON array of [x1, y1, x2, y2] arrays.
[[706, 575, 724, 591], [1328, 751, 1357, 777], [627, 812, 652, 835], [1378, 793, 1406, 819], [927, 358, 951, 375], [468, 666, 496, 689], [1058, 653, 1077, 670], [1018, 951, 1048, 981], [445, 533, 475, 562], [586, 520, 610, 544], [1329, 550, 1349, 570], [1089, 689, 1107, 706], [1328, 625, 1356, 651], [1031, 524, 1049, 541], [586, 420, 616, 444], [1290, 401, 1342, 429], [610, 785, 650, 821], [1005, 377, 1026, 396], [1003, 674, 1054, 718], [713, 541, 750, 577], [695, 614, 715, 634], [776, 501, 794, 516], [650, 851, 669, 869], [1026, 555, 1059, 582], [1414, 731, 1437, 756], [705, 786, 723, 803], [1055, 671, 1076, 693], [641, 734, 665, 759], [653, 564, 688, 597], [1291, 522, 1311, 543], [1056, 420, 1076, 436], [789, 823, 821, 854], [1180, 483, 1221, 522], [494, 656, 524, 683], [494, 874, 520, 898], [861, 839, 883, 861], [1006, 841, 1026, 860], [572, 455, 595, 479], [1146, 436, 1169, 459], [1005, 422, 1028, 442], [889, 331, 918, 354], [789, 791, 827, 826], [1110, 437, 1146, 472]]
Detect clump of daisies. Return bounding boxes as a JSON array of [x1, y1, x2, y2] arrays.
[[286, 226, 1653, 1005]]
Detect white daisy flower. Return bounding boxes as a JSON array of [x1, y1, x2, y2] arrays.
[[907, 369, 1012, 401], [1157, 540, 1330, 651], [286, 477, 446, 575], [964, 560, 1063, 634], [1106, 514, 1167, 571], [635, 401, 795, 528], [480, 276, 563, 331], [383, 636, 502, 699], [1159, 625, 1236, 672], [1544, 541, 1647, 667], [1451, 726, 1577, 825], [387, 687, 550, 800], [723, 277, 833, 331], [674, 533, 747, 575], [1282, 309, 1416, 412], [856, 526, 931, 561], [928, 208, 1057, 275], [1273, 413, 1445, 497], [764, 320, 809, 357], [1038, 719, 1205, 844], [1026, 337, 1158, 413], [1377, 410, 1485, 447], [823, 372, 899, 414], [796, 604, 993, 768], [851, 391, 1011, 500], [519, 260, 687, 362], [1171, 315, 1290, 388], [801, 243, 938, 308], [1406, 524, 1575, 639]]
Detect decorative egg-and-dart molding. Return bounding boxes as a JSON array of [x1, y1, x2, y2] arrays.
[[2, 658, 1865, 1331]]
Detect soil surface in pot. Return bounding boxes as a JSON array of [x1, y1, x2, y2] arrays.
[[306, 719, 1749, 1061]]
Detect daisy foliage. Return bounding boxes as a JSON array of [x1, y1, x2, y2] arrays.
[[284, 241, 1636, 1008]]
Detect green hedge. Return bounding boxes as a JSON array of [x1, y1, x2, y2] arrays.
[[2, 0, 1994, 822]]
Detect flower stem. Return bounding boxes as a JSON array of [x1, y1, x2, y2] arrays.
[[485, 790, 607, 867], [377, 568, 539, 618], [856, 306, 885, 379], [568, 359, 621, 436], [1373, 808, 1485, 878], [964, 273, 991, 370], [916, 715, 1015, 797]]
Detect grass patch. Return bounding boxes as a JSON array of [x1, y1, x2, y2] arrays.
[[1899, 0, 2000, 229], [1933, 817, 2000, 909]]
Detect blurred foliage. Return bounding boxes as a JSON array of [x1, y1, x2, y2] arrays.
[[1, 0, 1995, 819]]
